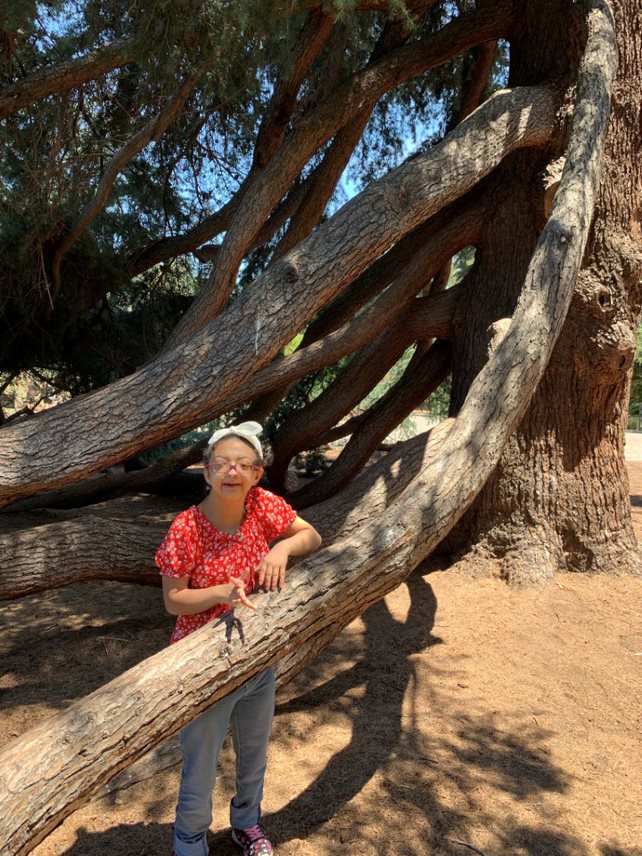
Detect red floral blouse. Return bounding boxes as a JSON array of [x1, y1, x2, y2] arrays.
[[156, 486, 297, 644]]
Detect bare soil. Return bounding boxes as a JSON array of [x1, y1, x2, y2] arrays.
[[1, 468, 641, 856]]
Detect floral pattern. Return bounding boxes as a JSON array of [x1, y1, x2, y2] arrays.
[[156, 487, 296, 644]]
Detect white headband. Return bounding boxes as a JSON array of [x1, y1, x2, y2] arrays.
[[207, 421, 263, 458]]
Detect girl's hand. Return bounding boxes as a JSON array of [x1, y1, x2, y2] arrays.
[[225, 575, 257, 610], [256, 543, 290, 592]]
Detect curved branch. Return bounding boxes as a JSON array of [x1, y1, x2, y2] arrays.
[[0, 41, 133, 120], [273, 106, 374, 258], [49, 76, 194, 303], [273, 4, 429, 259], [292, 339, 452, 507]]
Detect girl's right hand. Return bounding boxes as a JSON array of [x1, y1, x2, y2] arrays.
[[225, 575, 257, 611]]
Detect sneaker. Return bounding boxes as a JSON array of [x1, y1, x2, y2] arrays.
[[231, 823, 274, 855]]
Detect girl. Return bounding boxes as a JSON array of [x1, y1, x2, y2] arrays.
[[156, 421, 321, 856]]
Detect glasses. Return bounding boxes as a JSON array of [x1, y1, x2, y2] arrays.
[[208, 457, 261, 475]]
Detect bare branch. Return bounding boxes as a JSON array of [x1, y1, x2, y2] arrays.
[[0, 41, 133, 120]]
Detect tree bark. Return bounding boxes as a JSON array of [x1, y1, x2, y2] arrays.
[[444, 0, 642, 581], [0, 41, 133, 120], [0, 516, 164, 600]]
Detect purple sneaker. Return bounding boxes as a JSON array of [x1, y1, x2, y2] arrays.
[[231, 823, 274, 855]]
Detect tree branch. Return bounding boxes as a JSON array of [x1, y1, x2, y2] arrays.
[[0, 516, 163, 599], [0, 41, 133, 120], [292, 339, 452, 507], [253, 10, 335, 168], [0, 85, 559, 506], [49, 76, 195, 304], [165, 1, 514, 348]]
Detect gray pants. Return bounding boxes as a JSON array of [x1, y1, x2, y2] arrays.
[[172, 667, 276, 856]]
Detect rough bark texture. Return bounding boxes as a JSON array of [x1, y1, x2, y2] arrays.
[[445, 0, 642, 582], [0, 41, 133, 119], [0, 516, 164, 600]]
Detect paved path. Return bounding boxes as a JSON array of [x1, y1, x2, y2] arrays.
[[625, 431, 642, 461]]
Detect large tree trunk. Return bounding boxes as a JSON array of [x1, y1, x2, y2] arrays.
[[444, 0, 642, 582]]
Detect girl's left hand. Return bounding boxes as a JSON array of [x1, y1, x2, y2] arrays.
[[256, 543, 290, 592]]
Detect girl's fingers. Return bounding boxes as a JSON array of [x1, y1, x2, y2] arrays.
[[228, 576, 257, 610]]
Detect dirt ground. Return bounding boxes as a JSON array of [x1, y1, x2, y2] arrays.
[[1, 467, 642, 856]]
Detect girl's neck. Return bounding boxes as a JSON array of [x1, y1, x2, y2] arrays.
[[200, 493, 245, 533]]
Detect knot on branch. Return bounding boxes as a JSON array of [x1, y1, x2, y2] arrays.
[[282, 261, 300, 284]]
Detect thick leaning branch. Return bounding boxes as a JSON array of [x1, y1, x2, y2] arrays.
[[0, 86, 558, 507], [0, 517, 164, 600], [302, 190, 484, 346], [8, 284, 456, 513], [0, 41, 133, 120], [3, 263, 466, 513]]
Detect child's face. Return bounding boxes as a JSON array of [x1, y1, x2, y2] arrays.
[[203, 436, 263, 501]]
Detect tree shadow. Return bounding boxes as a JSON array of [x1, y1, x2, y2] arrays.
[[55, 820, 174, 856], [254, 566, 591, 856], [600, 848, 642, 856], [0, 582, 169, 718], [264, 570, 442, 843]]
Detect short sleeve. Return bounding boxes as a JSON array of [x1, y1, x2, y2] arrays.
[[155, 509, 199, 578], [251, 487, 297, 542]]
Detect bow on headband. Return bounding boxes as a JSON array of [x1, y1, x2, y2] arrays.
[[207, 421, 263, 458]]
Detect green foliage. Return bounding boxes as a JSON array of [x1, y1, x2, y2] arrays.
[[628, 326, 642, 422]]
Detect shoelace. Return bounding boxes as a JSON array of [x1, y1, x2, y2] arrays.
[[242, 824, 264, 842]]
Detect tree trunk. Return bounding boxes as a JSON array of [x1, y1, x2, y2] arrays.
[[444, 0, 642, 582]]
